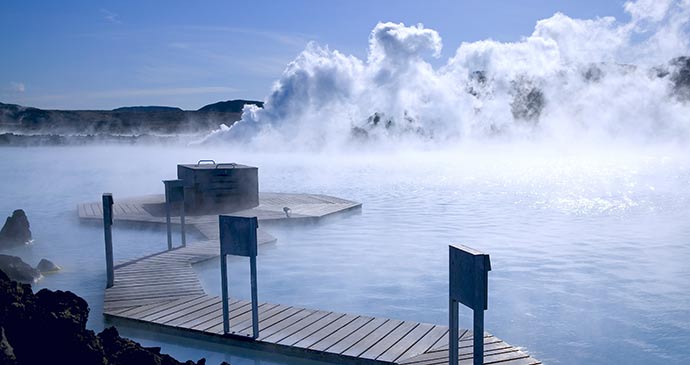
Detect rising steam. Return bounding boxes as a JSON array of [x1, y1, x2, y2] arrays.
[[205, 0, 690, 149]]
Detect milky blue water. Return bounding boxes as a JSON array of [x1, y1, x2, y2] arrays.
[[1, 145, 690, 365]]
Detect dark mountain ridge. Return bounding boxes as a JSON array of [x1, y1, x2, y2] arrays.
[[0, 99, 262, 136]]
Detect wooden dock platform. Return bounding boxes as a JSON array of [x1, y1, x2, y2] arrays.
[[78, 192, 362, 226], [81, 192, 540, 364], [103, 239, 541, 365], [79, 192, 361, 246]]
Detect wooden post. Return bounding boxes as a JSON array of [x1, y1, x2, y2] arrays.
[[180, 201, 186, 247], [221, 253, 230, 334], [103, 193, 114, 288], [164, 179, 185, 250], [165, 196, 173, 250], [219, 215, 259, 339], [449, 296, 459, 365], [449, 244, 491, 365], [250, 255, 259, 338], [474, 307, 484, 365]]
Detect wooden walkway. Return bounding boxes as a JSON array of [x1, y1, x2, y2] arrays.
[[78, 192, 362, 226], [79, 192, 360, 246], [82, 192, 540, 364], [103, 239, 541, 365]]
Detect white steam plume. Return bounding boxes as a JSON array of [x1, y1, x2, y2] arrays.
[[204, 0, 690, 149]]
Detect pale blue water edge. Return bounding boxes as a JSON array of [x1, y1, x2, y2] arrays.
[[1, 144, 689, 365]]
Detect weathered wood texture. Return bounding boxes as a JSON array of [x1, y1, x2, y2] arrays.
[[78, 192, 362, 227], [102, 239, 540, 365]]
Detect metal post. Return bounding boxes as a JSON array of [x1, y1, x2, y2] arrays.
[[250, 255, 259, 339], [180, 202, 186, 247], [219, 215, 259, 338], [221, 254, 230, 334], [165, 197, 173, 250], [164, 179, 185, 250], [103, 193, 114, 288], [449, 298, 459, 365], [473, 308, 484, 365], [449, 244, 491, 365]]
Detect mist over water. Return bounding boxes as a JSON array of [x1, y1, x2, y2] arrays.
[[205, 0, 690, 149], [2, 1, 690, 365]]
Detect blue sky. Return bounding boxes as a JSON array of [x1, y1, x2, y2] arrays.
[[0, 1, 628, 110]]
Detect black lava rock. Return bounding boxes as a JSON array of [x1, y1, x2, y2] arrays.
[[0, 210, 32, 248], [0, 255, 41, 283], [0, 268, 218, 365]]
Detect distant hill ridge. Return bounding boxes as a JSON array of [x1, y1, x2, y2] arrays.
[[112, 106, 183, 112], [198, 99, 263, 113], [0, 99, 262, 136]]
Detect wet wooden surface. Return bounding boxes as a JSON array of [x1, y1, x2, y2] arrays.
[[103, 240, 541, 365]]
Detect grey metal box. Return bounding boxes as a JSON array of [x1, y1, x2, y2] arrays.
[[177, 162, 259, 213]]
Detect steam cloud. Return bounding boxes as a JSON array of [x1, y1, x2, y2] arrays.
[[206, 0, 690, 149]]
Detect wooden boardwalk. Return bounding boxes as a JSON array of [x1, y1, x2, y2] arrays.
[[79, 192, 360, 246], [103, 239, 541, 365], [82, 192, 540, 364], [78, 192, 362, 226]]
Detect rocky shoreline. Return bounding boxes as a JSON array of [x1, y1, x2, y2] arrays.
[[0, 268, 225, 365]]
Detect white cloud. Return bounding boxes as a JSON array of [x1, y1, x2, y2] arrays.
[[625, 0, 673, 22]]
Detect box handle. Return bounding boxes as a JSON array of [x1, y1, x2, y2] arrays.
[[196, 159, 216, 166]]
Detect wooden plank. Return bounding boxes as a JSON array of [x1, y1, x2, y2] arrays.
[[376, 323, 435, 362], [115, 268, 197, 277], [292, 313, 359, 349], [105, 289, 204, 302], [190, 300, 250, 331], [208, 302, 274, 336], [307, 315, 373, 352], [357, 320, 417, 359], [256, 308, 317, 341], [233, 304, 294, 334], [260, 310, 331, 343], [433, 331, 489, 351], [154, 296, 220, 324], [86, 203, 96, 217], [142, 295, 215, 322], [205, 302, 274, 335], [339, 319, 403, 357], [175, 300, 233, 329], [399, 337, 504, 364], [112, 278, 201, 289], [112, 278, 200, 288], [117, 295, 206, 318], [429, 329, 467, 352], [276, 312, 346, 346], [197, 300, 254, 332], [226, 303, 280, 333], [106, 284, 203, 297], [78, 204, 86, 218], [115, 263, 193, 271], [164, 298, 224, 327], [395, 325, 448, 363], [104, 297, 181, 312], [324, 317, 388, 354]]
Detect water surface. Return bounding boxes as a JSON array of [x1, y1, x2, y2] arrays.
[[1, 144, 689, 364]]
